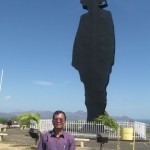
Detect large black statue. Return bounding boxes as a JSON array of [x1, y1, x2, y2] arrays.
[[72, 0, 115, 121]]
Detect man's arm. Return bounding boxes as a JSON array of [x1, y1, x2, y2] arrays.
[[69, 136, 76, 150], [37, 134, 45, 150]]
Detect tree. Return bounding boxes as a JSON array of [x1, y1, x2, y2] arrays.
[[0, 118, 6, 124]]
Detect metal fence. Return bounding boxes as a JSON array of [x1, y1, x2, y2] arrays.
[[30, 120, 147, 140]]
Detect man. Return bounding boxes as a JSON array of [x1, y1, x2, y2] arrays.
[[37, 110, 75, 150]]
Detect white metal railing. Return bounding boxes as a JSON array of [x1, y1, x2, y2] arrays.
[[118, 121, 146, 140], [30, 120, 147, 140], [39, 119, 53, 133]]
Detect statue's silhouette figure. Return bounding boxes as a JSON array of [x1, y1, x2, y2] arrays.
[[72, 0, 115, 121]]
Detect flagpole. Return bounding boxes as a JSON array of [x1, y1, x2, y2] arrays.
[[0, 69, 3, 93]]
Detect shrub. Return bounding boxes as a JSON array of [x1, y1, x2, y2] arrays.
[[94, 112, 119, 131], [17, 113, 40, 127]]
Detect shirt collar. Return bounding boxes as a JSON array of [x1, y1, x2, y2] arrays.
[[50, 129, 65, 138]]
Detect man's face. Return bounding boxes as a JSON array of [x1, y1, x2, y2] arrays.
[[52, 113, 66, 129]]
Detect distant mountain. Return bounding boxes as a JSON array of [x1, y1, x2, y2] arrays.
[[0, 112, 14, 119], [0, 110, 87, 120], [112, 116, 132, 122], [66, 111, 87, 120], [0, 110, 132, 121]]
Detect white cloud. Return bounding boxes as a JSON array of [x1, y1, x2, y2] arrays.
[[33, 80, 54, 87], [3, 96, 12, 101], [63, 81, 70, 84]]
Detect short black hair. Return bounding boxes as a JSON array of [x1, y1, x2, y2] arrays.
[[52, 110, 66, 120]]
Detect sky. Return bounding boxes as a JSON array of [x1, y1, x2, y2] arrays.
[[0, 0, 150, 119]]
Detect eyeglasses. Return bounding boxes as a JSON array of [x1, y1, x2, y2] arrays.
[[53, 118, 65, 122]]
